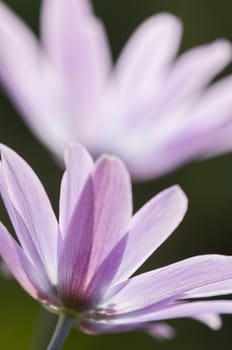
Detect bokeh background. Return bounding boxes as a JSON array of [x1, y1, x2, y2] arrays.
[[1, 0, 232, 349]]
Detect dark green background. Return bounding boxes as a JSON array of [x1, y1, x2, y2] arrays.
[[1, 0, 232, 349]]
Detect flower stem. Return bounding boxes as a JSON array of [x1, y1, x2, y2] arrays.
[[47, 314, 74, 350]]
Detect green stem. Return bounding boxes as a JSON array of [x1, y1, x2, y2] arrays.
[[47, 314, 74, 350]]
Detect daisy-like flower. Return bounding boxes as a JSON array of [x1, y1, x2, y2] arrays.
[[1, 0, 232, 180], [1, 144, 232, 349]]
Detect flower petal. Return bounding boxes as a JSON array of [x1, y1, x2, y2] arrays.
[[0, 145, 58, 285], [0, 222, 56, 304], [131, 39, 232, 136], [0, 2, 70, 158], [102, 255, 232, 313], [58, 156, 132, 306], [0, 164, 43, 270], [112, 185, 187, 284], [58, 175, 94, 307], [145, 322, 176, 339], [125, 71, 232, 180], [79, 318, 144, 335], [115, 13, 182, 98], [80, 306, 225, 334], [126, 301, 232, 324], [106, 39, 232, 181], [59, 143, 93, 236], [161, 40, 232, 108], [81, 312, 222, 335], [192, 314, 222, 330], [84, 157, 132, 290], [41, 0, 112, 121], [139, 73, 232, 178], [184, 279, 232, 298], [172, 75, 232, 161], [92, 301, 232, 326]]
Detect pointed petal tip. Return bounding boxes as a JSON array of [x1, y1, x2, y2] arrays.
[[94, 156, 132, 205], [96, 154, 130, 177], [64, 142, 93, 162], [0, 145, 28, 170]]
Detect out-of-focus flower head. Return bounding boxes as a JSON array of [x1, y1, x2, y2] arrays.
[[1, 0, 232, 180]]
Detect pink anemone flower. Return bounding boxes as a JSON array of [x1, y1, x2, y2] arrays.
[[1, 144, 232, 348]]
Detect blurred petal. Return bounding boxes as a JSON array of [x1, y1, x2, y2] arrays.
[[112, 186, 187, 284], [0, 145, 58, 285], [143, 74, 232, 176], [145, 322, 176, 339], [115, 13, 182, 98], [126, 75, 232, 180], [105, 39, 232, 180], [0, 2, 70, 157], [41, 0, 112, 120], [116, 41, 232, 179], [59, 144, 93, 236], [161, 40, 232, 108], [123, 40, 232, 128], [188, 75, 232, 133], [102, 255, 232, 313]]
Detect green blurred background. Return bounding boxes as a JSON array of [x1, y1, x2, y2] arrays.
[[1, 0, 232, 349]]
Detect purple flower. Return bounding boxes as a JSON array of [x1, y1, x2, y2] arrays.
[[1, 143, 232, 339], [1, 0, 232, 180]]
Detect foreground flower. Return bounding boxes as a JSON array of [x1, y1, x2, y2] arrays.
[[1, 1, 232, 180], [1, 145, 232, 348]]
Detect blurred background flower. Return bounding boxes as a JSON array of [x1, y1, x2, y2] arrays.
[[1, 0, 232, 349], [1, 1, 232, 180]]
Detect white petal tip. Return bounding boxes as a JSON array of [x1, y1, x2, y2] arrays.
[[211, 39, 232, 63], [144, 12, 183, 38], [167, 185, 188, 212]]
